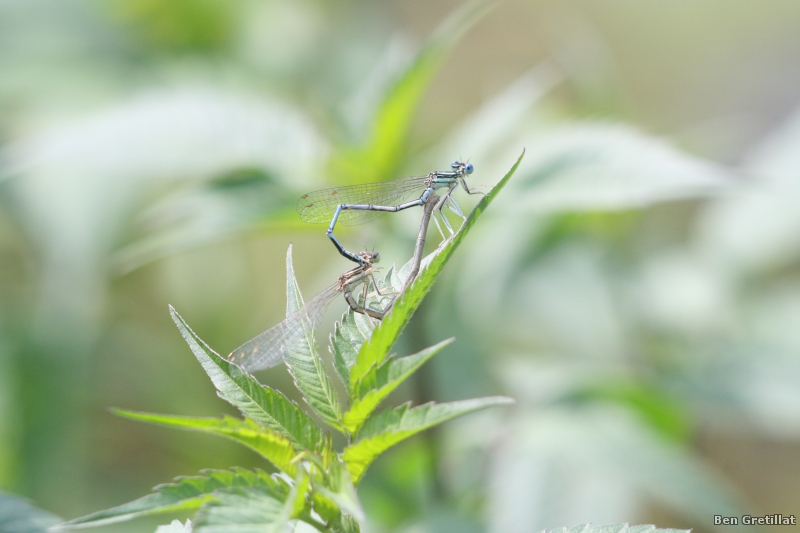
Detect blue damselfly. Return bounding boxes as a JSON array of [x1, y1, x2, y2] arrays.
[[296, 161, 477, 265]]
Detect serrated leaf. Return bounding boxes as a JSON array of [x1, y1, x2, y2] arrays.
[[0, 492, 61, 533], [330, 0, 495, 185], [284, 334, 343, 432], [169, 307, 323, 452], [537, 525, 689, 533], [194, 475, 309, 533], [280, 248, 343, 430], [343, 339, 454, 434], [58, 468, 275, 529], [349, 150, 525, 388], [113, 410, 299, 476], [329, 309, 365, 387], [343, 397, 513, 483]]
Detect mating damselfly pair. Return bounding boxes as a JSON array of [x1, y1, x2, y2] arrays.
[[228, 160, 480, 374]]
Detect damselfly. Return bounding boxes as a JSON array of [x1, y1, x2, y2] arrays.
[[228, 250, 390, 374], [296, 160, 478, 265]]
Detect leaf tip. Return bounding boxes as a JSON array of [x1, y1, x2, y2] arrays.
[[168, 305, 183, 324], [440, 336, 457, 347]]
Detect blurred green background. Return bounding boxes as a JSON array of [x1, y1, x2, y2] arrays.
[[1, 1, 800, 532]]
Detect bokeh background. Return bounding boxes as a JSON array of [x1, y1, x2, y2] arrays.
[[2, 1, 800, 532]]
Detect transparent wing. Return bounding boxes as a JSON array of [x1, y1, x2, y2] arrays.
[[228, 283, 341, 373], [296, 176, 430, 226]]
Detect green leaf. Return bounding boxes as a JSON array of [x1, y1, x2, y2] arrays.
[[343, 397, 513, 483], [349, 149, 525, 388], [343, 339, 454, 434], [0, 492, 61, 533], [538, 525, 689, 533], [58, 468, 275, 529], [329, 309, 366, 388], [194, 475, 309, 533], [330, 0, 495, 185], [281, 247, 343, 430], [169, 307, 324, 452], [113, 410, 299, 476]]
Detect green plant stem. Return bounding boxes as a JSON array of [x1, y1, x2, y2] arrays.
[[299, 514, 333, 533]]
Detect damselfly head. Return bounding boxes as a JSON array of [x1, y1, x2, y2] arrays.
[[357, 250, 380, 264], [450, 160, 474, 175]]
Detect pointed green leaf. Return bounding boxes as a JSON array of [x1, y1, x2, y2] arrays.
[[169, 307, 323, 452], [57, 468, 275, 529], [349, 150, 525, 388], [343, 397, 513, 483], [280, 245, 343, 430], [343, 339, 454, 434], [194, 475, 309, 533], [112, 410, 299, 476], [331, 0, 495, 185], [285, 339, 343, 432], [329, 309, 364, 388]]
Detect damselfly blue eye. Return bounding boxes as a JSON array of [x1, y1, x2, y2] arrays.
[[465, 163, 473, 174], [372, 252, 380, 262], [451, 160, 459, 169]]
